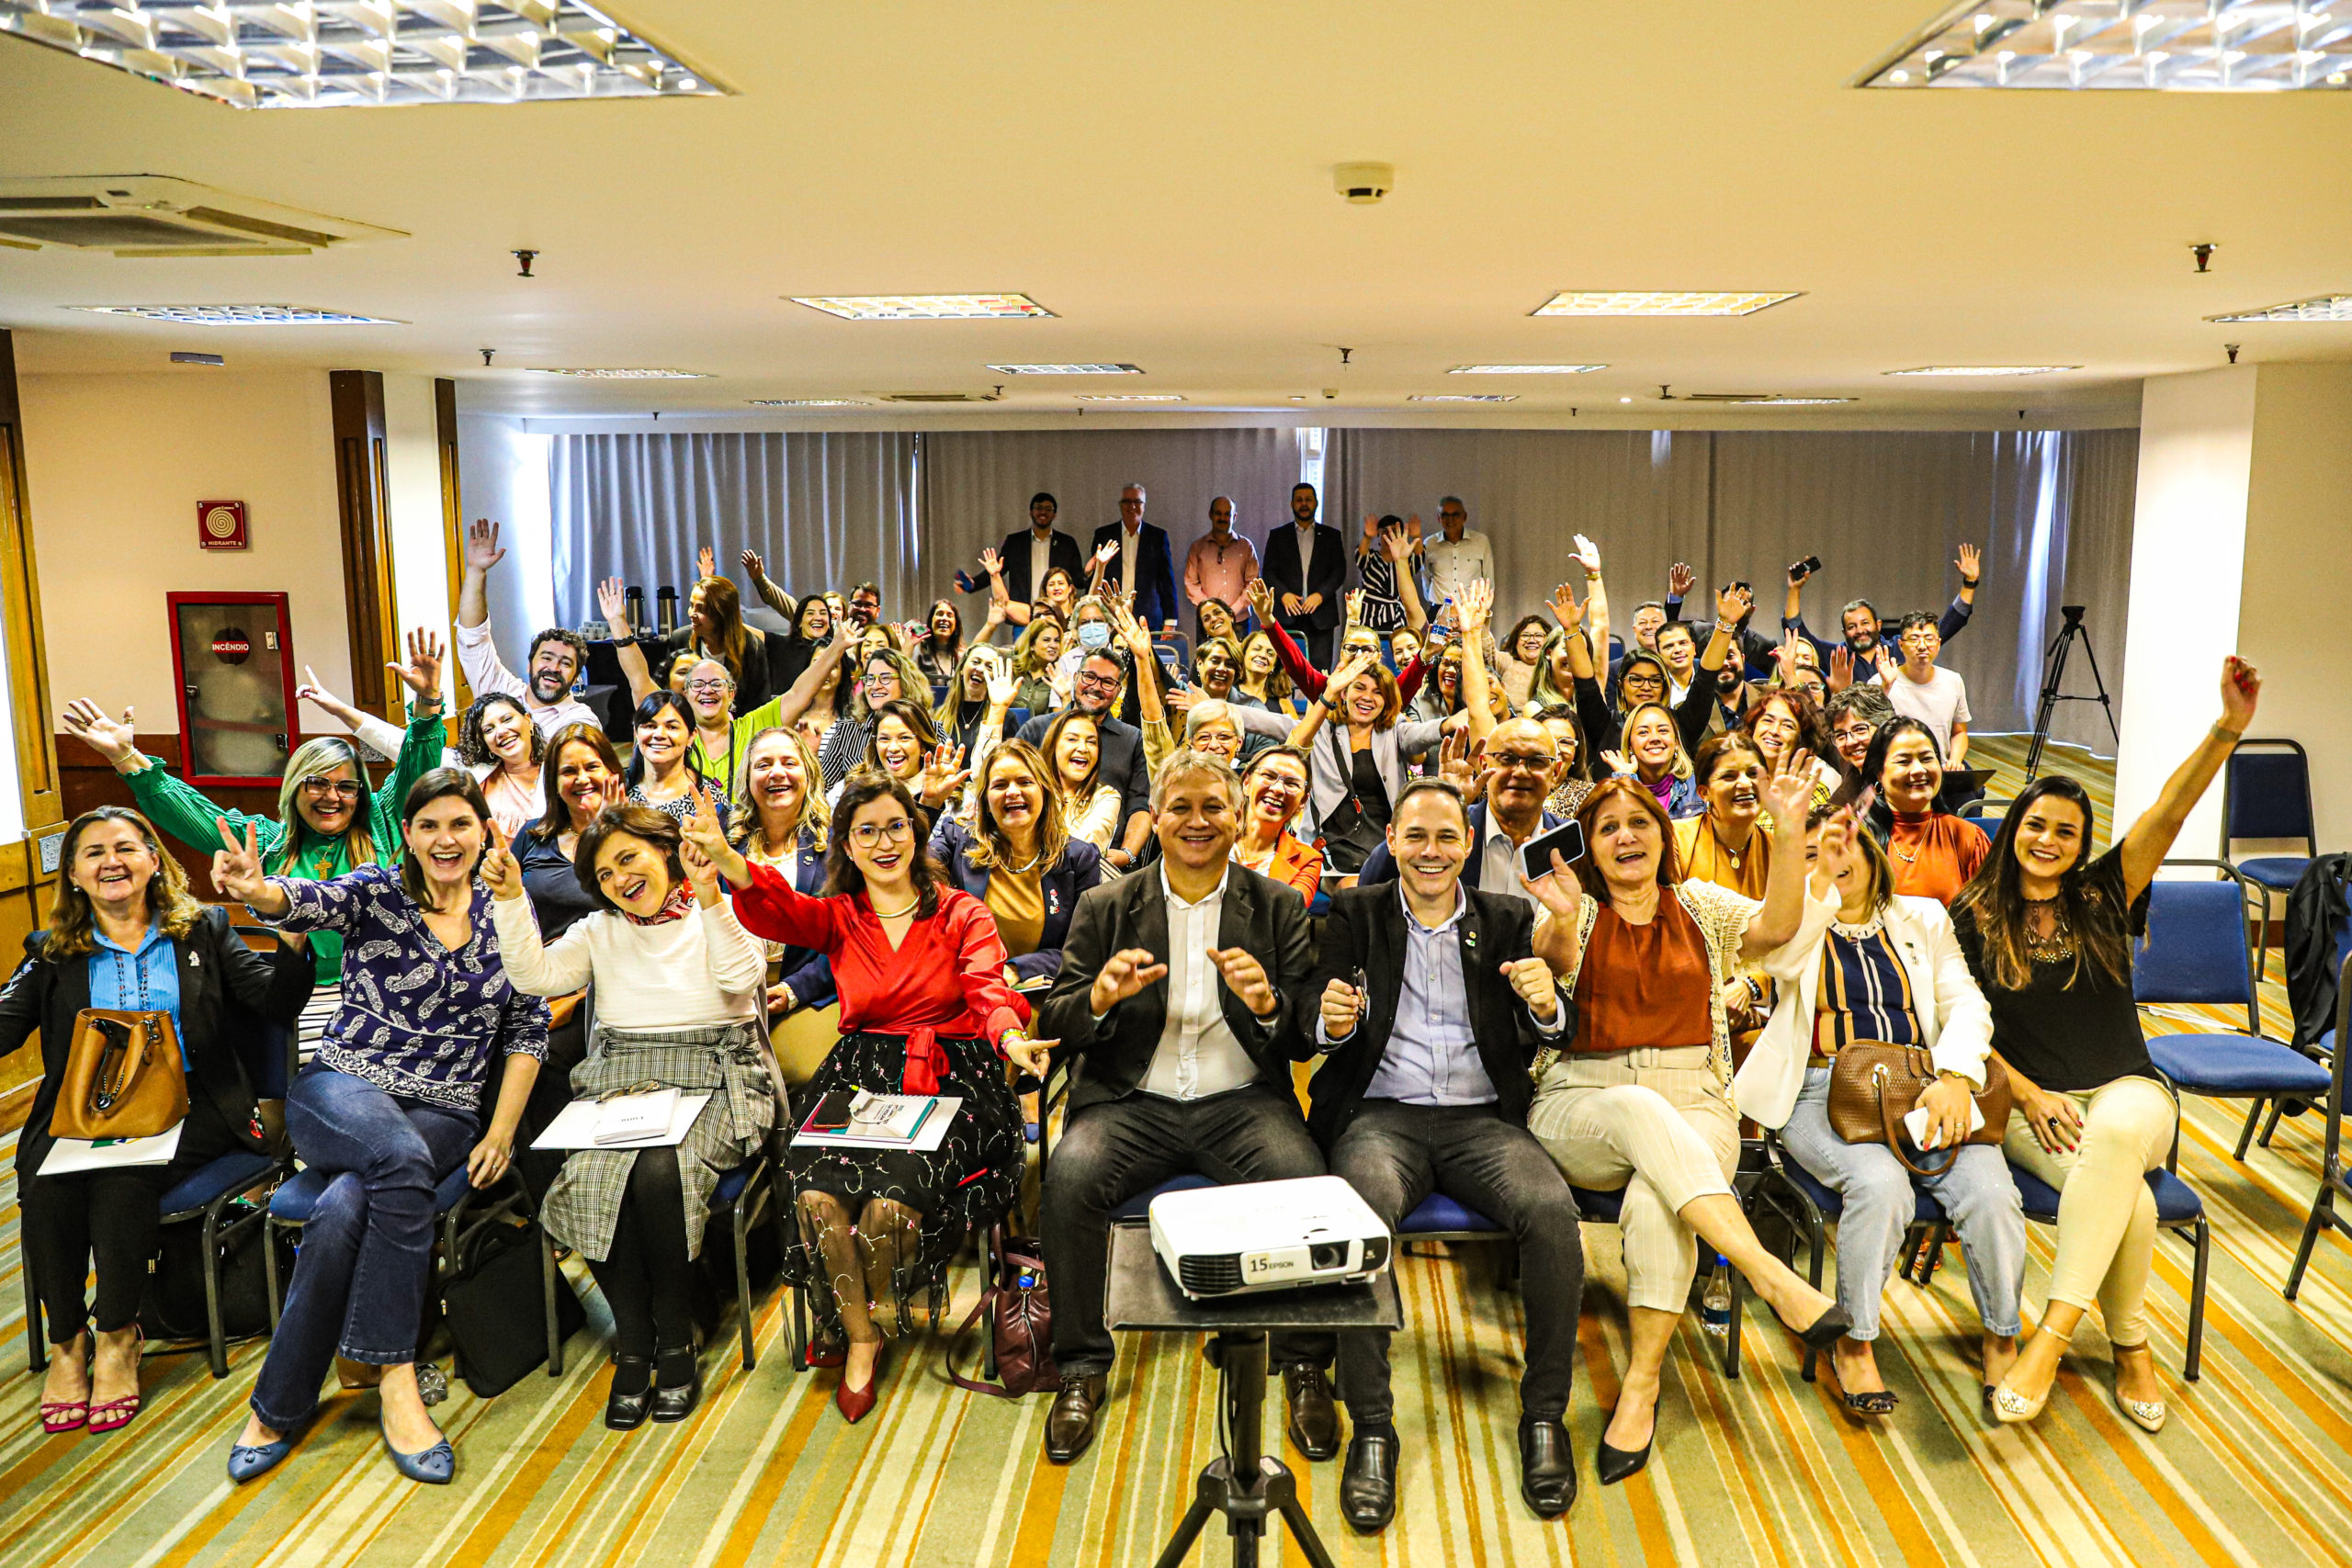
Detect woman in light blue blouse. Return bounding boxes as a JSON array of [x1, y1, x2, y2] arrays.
[[213, 769, 548, 1487]]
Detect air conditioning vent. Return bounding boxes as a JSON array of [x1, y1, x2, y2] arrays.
[[1679, 393, 1778, 403], [879, 391, 1001, 403], [0, 176, 403, 256]]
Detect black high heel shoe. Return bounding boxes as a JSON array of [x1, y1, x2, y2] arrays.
[[1596, 1392, 1658, 1486], [605, 1356, 656, 1430]]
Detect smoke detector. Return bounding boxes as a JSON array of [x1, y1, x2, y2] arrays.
[[1333, 163, 1395, 204]]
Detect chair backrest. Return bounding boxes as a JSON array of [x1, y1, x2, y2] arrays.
[[230, 924, 296, 1097], [2223, 739, 2317, 852], [2133, 861, 2258, 1032]]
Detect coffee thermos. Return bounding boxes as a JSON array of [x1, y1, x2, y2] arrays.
[[656, 585, 677, 636], [625, 585, 646, 635]]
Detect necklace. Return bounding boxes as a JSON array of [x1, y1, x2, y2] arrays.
[[2022, 895, 2074, 962], [870, 896, 921, 919]]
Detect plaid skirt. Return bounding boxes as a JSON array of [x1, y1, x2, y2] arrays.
[[540, 1020, 780, 1262]]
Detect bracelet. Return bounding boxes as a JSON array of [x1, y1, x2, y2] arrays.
[[1960, 577, 1979, 591], [2211, 723, 2245, 743], [611, 634, 637, 649]]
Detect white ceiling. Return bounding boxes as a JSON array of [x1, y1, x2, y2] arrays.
[[4, 0, 2348, 427]]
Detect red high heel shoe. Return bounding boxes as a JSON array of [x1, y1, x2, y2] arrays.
[[85, 1332, 144, 1435], [834, 1342, 888, 1424]]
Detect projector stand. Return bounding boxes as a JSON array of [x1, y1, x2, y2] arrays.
[[2023, 604, 2118, 785], [1151, 1330, 1335, 1568]]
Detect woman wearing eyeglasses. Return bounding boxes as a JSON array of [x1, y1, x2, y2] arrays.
[[689, 774, 1052, 1424], [1233, 745, 1321, 903]]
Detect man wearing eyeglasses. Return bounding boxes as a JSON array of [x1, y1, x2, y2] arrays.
[[1089, 483, 1181, 635], [1014, 647, 1154, 871]]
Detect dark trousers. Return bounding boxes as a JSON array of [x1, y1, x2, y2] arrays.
[[1043, 1083, 1329, 1377], [251, 1066, 477, 1430], [1281, 616, 1333, 671], [582, 1147, 695, 1359], [20, 1095, 244, 1342], [1329, 1100, 1585, 1427]]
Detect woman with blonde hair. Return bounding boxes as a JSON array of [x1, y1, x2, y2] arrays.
[[931, 740, 1101, 985], [7, 807, 312, 1436], [820, 644, 932, 789]]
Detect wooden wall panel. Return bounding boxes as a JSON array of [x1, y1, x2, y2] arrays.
[[436, 378, 470, 707], [332, 370, 397, 719], [0, 328, 60, 1099]]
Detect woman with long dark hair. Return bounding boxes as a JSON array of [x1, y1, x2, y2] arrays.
[[1860, 717, 1984, 906], [1958, 657, 2260, 1433], [691, 775, 1052, 1423], [626, 690, 729, 833]]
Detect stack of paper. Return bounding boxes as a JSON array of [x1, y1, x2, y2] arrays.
[[792, 1092, 959, 1153], [40, 1124, 184, 1176], [531, 1091, 712, 1150], [594, 1088, 679, 1145]]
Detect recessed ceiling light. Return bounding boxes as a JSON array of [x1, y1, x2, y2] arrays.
[[1074, 393, 1186, 402], [1448, 364, 1607, 375], [1885, 365, 2079, 376], [790, 294, 1054, 321], [533, 368, 711, 379], [748, 399, 865, 407], [1865, 0, 2352, 91], [2207, 293, 2352, 322], [1533, 291, 1801, 318], [1408, 393, 1519, 402], [1735, 397, 1857, 406], [70, 304, 405, 325], [0, 0, 720, 108], [987, 363, 1142, 375]]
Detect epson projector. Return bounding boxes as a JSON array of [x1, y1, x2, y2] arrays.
[[1148, 1177, 1392, 1299]]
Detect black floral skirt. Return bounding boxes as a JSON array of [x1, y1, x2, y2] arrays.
[[784, 1031, 1025, 1317]]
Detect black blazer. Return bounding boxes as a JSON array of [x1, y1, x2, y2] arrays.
[[1038, 864, 1313, 1118], [1303, 883, 1570, 1148], [0, 907, 314, 1177], [1014, 705, 1154, 828], [931, 819, 1102, 985], [1089, 521, 1182, 631], [1261, 523, 1350, 633], [980, 528, 1085, 604]]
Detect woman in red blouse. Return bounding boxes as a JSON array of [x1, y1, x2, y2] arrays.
[[690, 778, 1050, 1422]]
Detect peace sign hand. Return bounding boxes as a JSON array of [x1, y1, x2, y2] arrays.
[[210, 818, 271, 905], [683, 784, 750, 888]]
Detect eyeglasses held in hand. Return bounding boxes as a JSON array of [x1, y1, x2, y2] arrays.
[[849, 817, 915, 848]]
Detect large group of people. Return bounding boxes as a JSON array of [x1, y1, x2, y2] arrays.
[[9, 479, 2269, 1528]]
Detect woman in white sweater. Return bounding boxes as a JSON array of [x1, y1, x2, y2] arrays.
[[483, 800, 775, 1431], [1734, 805, 2023, 1418]]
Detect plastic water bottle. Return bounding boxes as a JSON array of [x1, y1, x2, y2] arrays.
[[1701, 1257, 1732, 1340]]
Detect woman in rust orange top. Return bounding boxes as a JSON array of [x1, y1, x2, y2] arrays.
[[1862, 717, 1987, 906], [1521, 775, 1850, 1486]]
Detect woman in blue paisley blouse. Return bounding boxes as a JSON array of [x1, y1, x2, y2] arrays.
[[211, 769, 549, 1489]]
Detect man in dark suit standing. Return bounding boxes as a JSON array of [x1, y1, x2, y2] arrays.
[[1035, 750, 1337, 1465], [967, 491, 1083, 613], [1090, 483, 1181, 633], [1261, 481, 1349, 667], [1310, 777, 1585, 1529]]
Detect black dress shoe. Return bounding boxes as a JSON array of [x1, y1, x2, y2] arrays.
[[1283, 1365, 1340, 1461], [1340, 1428, 1399, 1533], [1518, 1417, 1577, 1517], [605, 1356, 655, 1430], [1045, 1373, 1107, 1463], [650, 1347, 702, 1423], [1596, 1396, 1657, 1486]]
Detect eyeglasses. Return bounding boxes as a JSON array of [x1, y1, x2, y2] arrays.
[[849, 818, 915, 848], [1489, 750, 1555, 773], [1074, 671, 1121, 694], [684, 678, 731, 694], [1623, 675, 1665, 691], [300, 778, 363, 800], [1252, 774, 1306, 795]]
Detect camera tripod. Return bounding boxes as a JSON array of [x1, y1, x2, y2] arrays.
[[2023, 604, 2118, 784]]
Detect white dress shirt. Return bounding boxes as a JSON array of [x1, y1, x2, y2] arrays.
[[1293, 522, 1317, 599], [1423, 529, 1494, 607], [1137, 865, 1259, 1101], [1476, 807, 1537, 908]]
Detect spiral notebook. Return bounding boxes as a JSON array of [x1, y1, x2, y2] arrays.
[[791, 1091, 959, 1153]]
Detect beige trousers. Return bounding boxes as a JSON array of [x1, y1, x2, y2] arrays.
[[2002, 1074, 2177, 1348], [1528, 1047, 1739, 1313]]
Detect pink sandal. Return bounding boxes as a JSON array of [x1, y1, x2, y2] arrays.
[[85, 1394, 141, 1435], [40, 1398, 88, 1435]]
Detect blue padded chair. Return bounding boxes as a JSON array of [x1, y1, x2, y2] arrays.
[[2137, 860, 2331, 1159], [2007, 1161, 2209, 1380], [708, 1151, 791, 1371], [1750, 1141, 1947, 1382], [2285, 953, 2352, 1303], [2222, 739, 2319, 980]]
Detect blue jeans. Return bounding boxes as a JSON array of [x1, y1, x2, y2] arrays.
[[1780, 1067, 2025, 1341], [250, 1066, 477, 1431]]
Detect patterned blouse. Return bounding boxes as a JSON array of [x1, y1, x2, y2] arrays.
[[269, 863, 549, 1112]]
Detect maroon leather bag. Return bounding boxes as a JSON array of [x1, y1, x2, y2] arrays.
[[947, 1228, 1058, 1397]]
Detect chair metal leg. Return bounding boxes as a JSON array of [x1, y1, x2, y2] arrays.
[[1800, 1213, 1826, 1382], [1723, 1263, 1743, 1380], [790, 1285, 809, 1373], [542, 1224, 563, 1377], [2259, 1099, 2288, 1149], [733, 1200, 758, 1371], [1912, 1222, 1949, 1288], [263, 1217, 285, 1328], [2233, 1100, 2266, 1161], [2285, 1179, 2336, 1301], [199, 1201, 230, 1380], [2183, 1218, 2211, 1382]]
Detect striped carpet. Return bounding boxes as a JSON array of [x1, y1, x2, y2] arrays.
[[8, 736, 2352, 1567]]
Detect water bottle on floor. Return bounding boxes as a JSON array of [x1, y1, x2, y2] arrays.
[[1701, 1257, 1732, 1339]]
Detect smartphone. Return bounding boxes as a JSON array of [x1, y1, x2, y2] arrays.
[[1520, 818, 1587, 882], [1790, 555, 1822, 580]]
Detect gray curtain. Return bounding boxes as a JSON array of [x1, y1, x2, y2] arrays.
[[1327, 427, 2136, 746], [548, 432, 921, 626]]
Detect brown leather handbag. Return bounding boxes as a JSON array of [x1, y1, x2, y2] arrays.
[[50, 1010, 189, 1141], [1826, 1042, 2010, 1178]]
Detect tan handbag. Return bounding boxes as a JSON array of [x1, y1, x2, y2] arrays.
[[1826, 1041, 2011, 1178], [50, 1009, 189, 1141]]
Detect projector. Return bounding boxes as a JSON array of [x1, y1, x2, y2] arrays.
[[1148, 1177, 1392, 1299]]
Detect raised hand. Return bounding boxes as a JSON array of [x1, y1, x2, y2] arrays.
[[389, 627, 446, 704], [978, 546, 1004, 579], [683, 784, 749, 887], [596, 575, 632, 636], [209, 818, 271, 905], [2220, 654, 2261, 729], [464, 517, 505, 573], [1323, 649, 1378, 701], [1826, 645, 1854, 694], [1808, 807, 1854, 899], [1570, 533, 1603, 575], [1773, 628, 1804, 677], [60, 698, 138, 765], [1762, 771, 1812, 829], [1549, 580, 1585, 631], [1089, 947, 1170, 1015], [917, 743, 970, 806], [1502, 956, 1560, 1022], [1244, 577, 1277, 624], [740, 547, 766, 581], [1405, 514, 1425, 549], [1954, 542, 1981, 581], [1343, 588, 1365, 627], [697, 545, 718, 581], [480, 822, 524, 902], [1091, 539, 1119, 570], [1668, 561, 1696, 598], [985, 660, 1016, 707], [1600, 748, 1634, 777], [1871, 644, 1898, 682], [675, 818, 722, 906], [1319, 976, 1363, 1040], [1458, 578, 1493, 636], [1207, 945, 1280, 1018]]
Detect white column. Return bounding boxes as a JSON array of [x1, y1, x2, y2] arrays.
[[381, 372, 454, 706]]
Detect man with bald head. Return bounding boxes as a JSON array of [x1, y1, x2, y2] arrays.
[[1354, 716, 1569, 899], [1183, 494, 1260, 640], [1091, 482, 1181, 633]]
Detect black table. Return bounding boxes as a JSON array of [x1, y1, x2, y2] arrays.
[[1105, 1222, 1402, 1568]]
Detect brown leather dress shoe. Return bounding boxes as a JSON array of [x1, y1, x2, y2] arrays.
[[1283, 1364, 1340, 1461], [1045, 1373, 1108, 1462]]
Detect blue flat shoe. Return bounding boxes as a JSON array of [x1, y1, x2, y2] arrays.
[[227, 1434, 295, 1483], [383, 1429, 455, 1484]]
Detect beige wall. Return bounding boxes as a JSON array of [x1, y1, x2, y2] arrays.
[[18, 369, 354, 728]]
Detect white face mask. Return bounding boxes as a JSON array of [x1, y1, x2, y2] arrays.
[[1077, 621, 1111, 650]]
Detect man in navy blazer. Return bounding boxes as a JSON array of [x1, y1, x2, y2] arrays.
[[972, 491, 1085, 612], [1090, 484, 1181, 632], [1261, 481, 1350, 667], [1355, 716, 1570, 902]]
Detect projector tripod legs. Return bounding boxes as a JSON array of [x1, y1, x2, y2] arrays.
[[1150, 1330, 1337, 1568]]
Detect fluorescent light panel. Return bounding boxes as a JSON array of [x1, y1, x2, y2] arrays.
[[791, 294, 1053, 321], [533, 367, 710, 379], [2208, 293, 2352, 321], [70, 304, 403, 325], [1533, 291, 1802, 318], [1409, 394, 1519, 402], [986, 363, 1142, 375], [1737, 397, 1856, 406], [749, 399, 865, 407], [1865, 0, 2352, 91], [1448, 364, 1607, 374], [1074, 393, 1185, 402], [0, 0, 719, 109], [1885, 365, 2078, 376]]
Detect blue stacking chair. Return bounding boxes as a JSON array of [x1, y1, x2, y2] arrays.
[[1750, 1140, 1948, 1382], [2137, 860, 2332, 1159], [708, 1150, 791, 1371], [2007, 1161, 2210, 1380], [2285, 954, 2352, 1303], [2222, 740, 2319, 977]]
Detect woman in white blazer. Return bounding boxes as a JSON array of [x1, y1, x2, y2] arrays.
[[1735, 805, 2025, 1419]]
